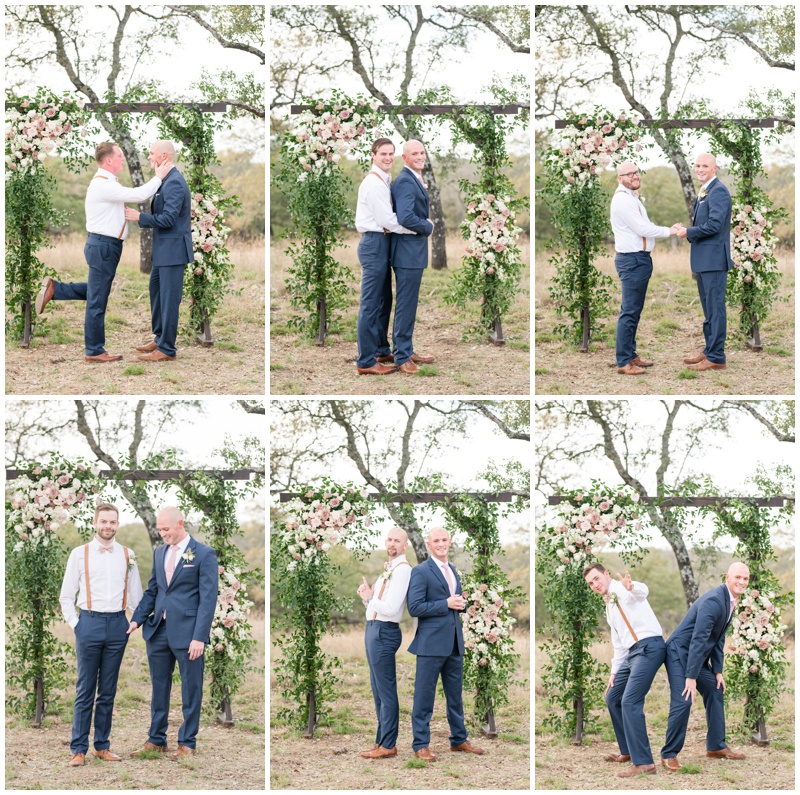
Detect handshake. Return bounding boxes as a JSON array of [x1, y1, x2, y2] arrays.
[[670, 223, 688, 238]]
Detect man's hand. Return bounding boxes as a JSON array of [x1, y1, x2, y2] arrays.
[[126, 621, 139, 635], [670, 223, 685, 236], [715, 672, 726, 693], [124, 207, 140, 221], [617, 571, 633, 591], [188, 640, 205, 661], [155, 159, 173, 180], [676, 224, 688, 238], [682, 677, 697, 703], [357, 575, 374, 600], [605, 673, 616, 696], [447, 594, 467, 610]]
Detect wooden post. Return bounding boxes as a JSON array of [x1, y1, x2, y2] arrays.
[[303, 688, 317, 739], [217, 694, 234, 727], [197, 314, 214, 347], [481, 700, 498, 737], [580, 305, 590, 352], [571, 695, 584, 744], [489, 314, 505, 345], [22, 299, 32, 348], [747, 323, 763, 352]]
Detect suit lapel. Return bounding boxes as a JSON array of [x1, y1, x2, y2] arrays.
[[167, 539, 193, 590], [429, 556, 448, 592]]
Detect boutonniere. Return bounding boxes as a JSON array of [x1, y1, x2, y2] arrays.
[[127, 550, 136, 572], [383, 561, 394, 581], [182, 548, 196, 563], [697, 188, 708, 201], [605, 592, 619, 606]]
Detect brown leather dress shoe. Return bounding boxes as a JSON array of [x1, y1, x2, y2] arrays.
[[358, 744, 380, 757], [450, 740, 484, 755], [605, 753, 631, 763], [687, 359, 726, 371], [707, 747, 745, 759], [376, 353, 435, 364], [617, 363, 645, 375], [375, 355, 394, 363], [661, 756, 682, 771], [85, 352, 123, 363], [684, 352, 706, 364], [398, 360, 418, 374], [36, 276, 55, 315], [618, 763, 656, 777], [69, 753, 86, 766], [170, 745, 196, 760], [93, 749, 122, 761], [130, 741, 169, 757], [630, 356, 653, 367], [138, 350, 176, 361], [360, 746, 397, 759], [135, 341, 158, 352], [414, 747, 437, 761], [357, 362, 397, 375]]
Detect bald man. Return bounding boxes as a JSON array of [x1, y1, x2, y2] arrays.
[[610, 161, 679, 375], [356, 527, 412, 759], [387, 140, 435, 374], [675, 153, 734, 371], [125, 141, 193, 361], [128, 506, 218, 759], [660, 563, 749, 770]]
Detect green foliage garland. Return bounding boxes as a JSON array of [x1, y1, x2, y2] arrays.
[[274, 91, 385, 338], [445, 497, 526, 729], [543, 109, 648, 346], [445, 109, 529, 340], [536, 482, 647, 740], [272, 480, 376, 735], [5, 455, 102, 721], [4, 88, 95, 341]]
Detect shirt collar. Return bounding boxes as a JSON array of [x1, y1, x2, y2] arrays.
[[386, 556, 406, 571], [92, 537, 117, 551], [370, 165, 391, 185], [700, 176, 717, 192], [170, 534, 192, 554], [96, 167, 118, 182], [403, 165, 424, 183]]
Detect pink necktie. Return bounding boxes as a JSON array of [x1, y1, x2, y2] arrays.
[[166, 544, 179, 585], [443, 564, 455, 596]]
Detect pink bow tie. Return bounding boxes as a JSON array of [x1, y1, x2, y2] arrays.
[[632, 190, 639, 198], [98, 545, 113, 553]]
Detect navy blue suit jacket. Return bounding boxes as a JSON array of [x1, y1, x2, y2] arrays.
[[686, 178, 734, 273], [666, 584, 732, 679], [137, 168, 194, 267], [407, 556, 464, 656], [390, 167, 433, 269], [132, 537, 218, 650]]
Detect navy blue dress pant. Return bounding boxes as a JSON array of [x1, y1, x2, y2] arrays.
[[145, 619, 205, 749], [391, 266, 424, 366], [70, 610, 129, 754], [356, 232, 392, 368], [694, 270, 728, 364], [614, 251, 652, 367], [411, 637, 468, 751], [661, 644, 727, 758], [53, 233, 123, 356], [149, 263, 186, 358], [605, 635, 666, 765], [365, 620, 402, 748]]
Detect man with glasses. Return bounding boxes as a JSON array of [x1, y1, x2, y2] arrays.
[[610, 162, 680, 375]]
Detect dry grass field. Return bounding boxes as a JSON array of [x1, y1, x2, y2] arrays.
[[535, 637, 795, 790], [5, 235, 265, 395], [4, 612, 265, 790], [534, 245, 795, 395], [269, 232, 531, 395], [270, 627, 530, 790]]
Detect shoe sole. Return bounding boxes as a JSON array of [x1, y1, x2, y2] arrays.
[[35, 277, 53, 315]]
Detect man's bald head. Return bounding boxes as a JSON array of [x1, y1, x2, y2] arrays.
[[616, 160, 638, 177], [151, 140, 175, 159]]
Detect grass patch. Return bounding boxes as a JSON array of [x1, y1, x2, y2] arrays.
[[269, 363, 284, 371], [216, 341, 245, 352], [764, 346, 791, 356], [122, 364, 146, 376], [534, 367, 549, 375], [506, 340, 530, 351], [416, 364, 438, 377], [654, 318, 681, 335], [405, 757, 428, 769], [679, 762, 702, 774], [44, 317, 79, 345], [676, 369, 698, 379], [132, 749, 164, 760]]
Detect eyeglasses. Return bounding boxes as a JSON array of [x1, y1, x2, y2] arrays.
[[619, 171, 640, 178]]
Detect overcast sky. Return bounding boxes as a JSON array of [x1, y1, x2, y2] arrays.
[[270, 399, 530, 548]]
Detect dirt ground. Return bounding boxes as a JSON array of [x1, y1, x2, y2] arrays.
[[534, 248, 794, 396], [270, 628, 530, 790], [5, 237, 265, 396], [5, 616, 266, 790], [270, 233, 531, 396]]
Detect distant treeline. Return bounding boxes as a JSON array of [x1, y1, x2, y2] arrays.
[[535, 546, 795, 638], [269, 151, 531, 238], [44, 150, 265, 239], [270, 541, 531, 629], [535, 161, 795, 247]]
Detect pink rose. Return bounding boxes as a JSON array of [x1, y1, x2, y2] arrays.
[[223, 616, 236, 628], [744, 205, 753, 213], [215, 643, 224, 652], [478, 658, 489, 667], [486, 194, 495, 202]]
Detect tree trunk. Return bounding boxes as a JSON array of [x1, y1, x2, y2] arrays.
[[303, 686, 316, 738], [481, 698, 497, 737], [571, 695, 584, 744], [217, 694, 234, 726], [422, 159, 447, 270], [115, 134, 154, 274]]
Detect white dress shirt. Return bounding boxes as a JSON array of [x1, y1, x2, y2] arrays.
[[355, 166, 414, 234], [606, 579, 663, 674], [59, 537, 144, 628], [365, 556, 412, 623], [164, 534, 192, 576], [611, 186, 670, 253], [85, 167, 162, 239], [694, 176, 717, 221]]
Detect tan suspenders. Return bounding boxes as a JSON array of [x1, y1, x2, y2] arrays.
[[83, 544, 130, 612], [372, 560, 410, 620]]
